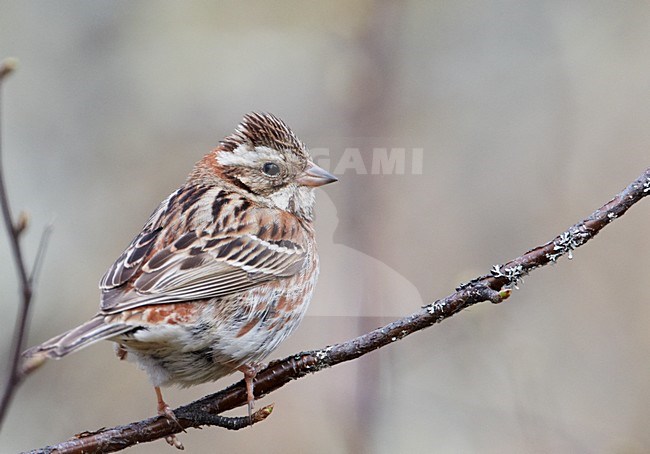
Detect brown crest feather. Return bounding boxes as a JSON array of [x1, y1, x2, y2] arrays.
[[220, 112, 308, 158]]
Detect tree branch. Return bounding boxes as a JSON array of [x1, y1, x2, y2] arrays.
[[0, 58, 54, 431], [25, 167, 649, 453]]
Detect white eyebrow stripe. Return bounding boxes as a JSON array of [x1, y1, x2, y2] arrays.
[[216, 144, 283, 167]]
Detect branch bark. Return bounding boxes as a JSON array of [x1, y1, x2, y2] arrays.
[[25, 167, 650, 453]]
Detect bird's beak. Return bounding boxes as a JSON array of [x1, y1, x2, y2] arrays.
[[296, 161, 338, 187]]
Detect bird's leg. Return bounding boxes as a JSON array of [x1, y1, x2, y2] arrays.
[[155, 386, 184, 450], [155, 386, 176, 420], [237, 364, 257, 425]]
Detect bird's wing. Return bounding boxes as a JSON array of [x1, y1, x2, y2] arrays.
[[99, 187, 308, 314]]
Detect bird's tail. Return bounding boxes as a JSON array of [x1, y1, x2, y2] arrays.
[[21, 316, 133, 375]]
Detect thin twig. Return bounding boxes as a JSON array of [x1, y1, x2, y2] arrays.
[[0, 58, 51, 430], [30, 223, 54, 284], [27, 168, 650, 453]]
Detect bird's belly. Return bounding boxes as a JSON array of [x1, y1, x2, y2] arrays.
[[119, 323, 232, 387], [118, 288, 312, 387]]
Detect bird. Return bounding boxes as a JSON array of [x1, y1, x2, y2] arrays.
[[22, 112, 337, 446]]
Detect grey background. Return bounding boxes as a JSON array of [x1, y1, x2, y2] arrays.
[[1, 1, 649, 453]]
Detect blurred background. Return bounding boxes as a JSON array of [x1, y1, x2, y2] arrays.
[[1, 1, 649, 453]]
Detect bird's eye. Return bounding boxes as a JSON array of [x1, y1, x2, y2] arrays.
[[262, 162, 281, 177]]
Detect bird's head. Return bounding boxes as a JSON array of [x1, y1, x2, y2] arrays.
[[192, 112, 337, 220]]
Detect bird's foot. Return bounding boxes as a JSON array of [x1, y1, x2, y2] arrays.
[[155, 386, 185, 450]]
